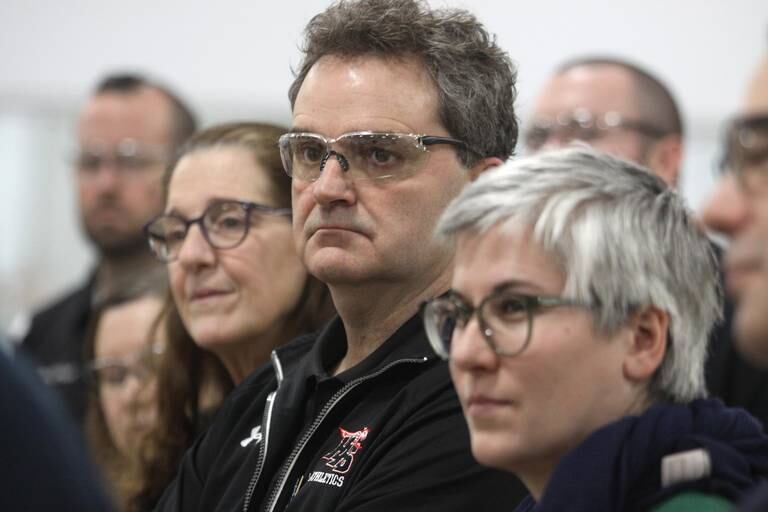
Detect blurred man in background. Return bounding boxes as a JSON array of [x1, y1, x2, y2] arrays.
[[527, 57, 768, 427], [524, 57, 682, 185], [702, 51, 768, 512], [16, 73, 196, 425], [703, 56, 768, 364]]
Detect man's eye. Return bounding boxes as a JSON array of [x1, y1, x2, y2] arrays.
[[371, 148, 395, 164], [76, 154, 101, 170], [116, 154, 152, 169], [299, 143, 325, 163], [363, 147, 402, 167]]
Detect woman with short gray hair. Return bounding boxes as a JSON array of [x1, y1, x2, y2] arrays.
[[423, 147, 768, 511]]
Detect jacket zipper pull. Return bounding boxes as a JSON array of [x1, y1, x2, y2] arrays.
[[291, 474, 305, 497]]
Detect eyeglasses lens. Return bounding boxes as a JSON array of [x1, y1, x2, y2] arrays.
[[281, 133, 428, 181]]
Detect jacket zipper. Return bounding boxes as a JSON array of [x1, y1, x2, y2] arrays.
[[243, 352, 284, 512], [242, 391, 276, 512], [262, 356, 429, 512]]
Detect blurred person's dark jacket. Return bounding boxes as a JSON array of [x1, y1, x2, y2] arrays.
[[17, 273, 95, 425], [706, 249, 768, 429], [0, 344, 114, 510], [154, 314, 528, 511]]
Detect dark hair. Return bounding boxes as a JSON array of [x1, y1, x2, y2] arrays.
[[94, 72, 198, 150], [557, 57, 683, 136], [287, 0, 518, 166], [126, 122, 336, 511]]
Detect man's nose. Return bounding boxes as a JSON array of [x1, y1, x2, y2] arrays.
[[312, 153, 356, 207], [701, 174, 752, 238], [90, 159, 123, 191]]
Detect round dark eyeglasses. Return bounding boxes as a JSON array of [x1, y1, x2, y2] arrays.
[[422, 289, 589, 359], [144, 200, 291, 262]]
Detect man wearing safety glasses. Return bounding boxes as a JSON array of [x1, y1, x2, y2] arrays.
[[703, 55, 768, 366], [154, 0, 524, 511]]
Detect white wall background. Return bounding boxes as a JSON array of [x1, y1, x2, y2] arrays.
[[1, 0, 766, 332]]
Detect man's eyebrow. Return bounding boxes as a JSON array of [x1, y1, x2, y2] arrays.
[[288, 127, 316, 134]]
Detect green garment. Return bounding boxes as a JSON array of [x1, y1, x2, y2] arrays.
[[651, 492, 732, 512]]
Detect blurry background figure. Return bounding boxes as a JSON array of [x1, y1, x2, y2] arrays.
[[14, 73, 197, 426], [525, 57, 768, 428], [703, 55, 768, 364], [424, 147, 768, 512], [84, 291, 166, 509], [699, 49, 768, 512], [0, 343, 114, 511], [525, 57, 683, 186], [127, 122, 335, 511]]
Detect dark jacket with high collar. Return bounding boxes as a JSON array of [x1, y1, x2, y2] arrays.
[[515, 399, 768, 512], [19, 274, 95, 425], [155, 314, 527, 512]]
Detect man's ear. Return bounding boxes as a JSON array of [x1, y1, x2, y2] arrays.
[[622, 305, 669, 382], [469, 156, 505, 181], [646, 134, 682, 188]]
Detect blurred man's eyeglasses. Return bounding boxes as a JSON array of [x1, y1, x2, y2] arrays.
[[422, 287, 589, 360], [144, 199, 291, 263], [90, 343, 164, 388], [524, 108, 668, 152], [278, 131, 477, 182], [74, 138, 169, 179], [718, 114, 768, 184]]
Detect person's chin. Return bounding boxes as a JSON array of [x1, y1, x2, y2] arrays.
[[305, 248, 370, 284], [469, 431, 521, 473], [85, 225, 145, 254]]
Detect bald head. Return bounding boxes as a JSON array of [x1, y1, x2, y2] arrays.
[[559, 58, 682, 136], [527, 58, 683, 186]]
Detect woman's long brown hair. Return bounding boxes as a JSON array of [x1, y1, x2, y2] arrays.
[[124, 122, 336, 511]]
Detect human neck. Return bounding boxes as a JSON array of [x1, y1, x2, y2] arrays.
[[216, 321, 296, 385], [94, 249, 163, 304], [330, 269, 452, 376]]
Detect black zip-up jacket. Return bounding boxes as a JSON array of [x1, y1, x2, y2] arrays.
[[155, 314, 527, 512]]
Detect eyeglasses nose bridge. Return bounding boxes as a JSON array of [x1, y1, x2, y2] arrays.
[[320, 149, 351, 173]]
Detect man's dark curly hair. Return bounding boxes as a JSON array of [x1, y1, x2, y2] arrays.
[[288, 0, 518, 166]]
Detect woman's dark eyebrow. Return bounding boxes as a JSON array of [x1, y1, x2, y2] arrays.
[[490, 279, 545, 295]]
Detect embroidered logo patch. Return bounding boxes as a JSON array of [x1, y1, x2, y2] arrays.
[[240, 426, 262, 448], [321, 427, 370, 474]]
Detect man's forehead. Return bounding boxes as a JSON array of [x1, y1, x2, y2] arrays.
[[292, 54, 443, 136], [78, 88, 173, 143], [538, 64, 636, 115]]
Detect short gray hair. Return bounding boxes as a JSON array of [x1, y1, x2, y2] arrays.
[[438, 146, 722, 403], [287, 0, 519, 166]]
